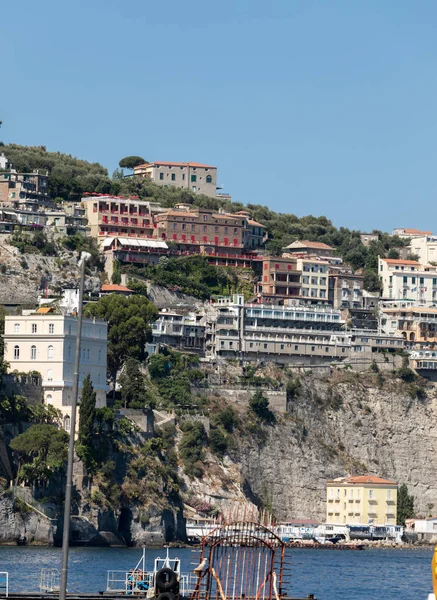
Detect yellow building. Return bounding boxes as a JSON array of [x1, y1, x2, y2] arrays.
[[326, 475, 398, 526]]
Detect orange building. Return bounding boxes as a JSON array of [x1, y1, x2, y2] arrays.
[[258, 256, 301, 304]]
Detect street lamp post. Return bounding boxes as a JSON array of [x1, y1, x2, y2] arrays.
[[59, 252, 91, 600]]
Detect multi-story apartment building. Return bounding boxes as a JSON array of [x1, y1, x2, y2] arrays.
[[328, 270, 364, 310], [326, 475, 398, 526], [206, 295, 402, 362], [258, 256, 301, 304], [134, 161, 217, 198], [82, 194, 163, 239], [0, 170, 49, 207], [294, 257, 330, 304], [378, 257, 437, 303], [393, 228, 432, 239], [380, 301, 437, 344], [151, 310, 206, 354], [155, 203, 249, 252], [409, 235, 437, 265], [3, 312, 109, 430]]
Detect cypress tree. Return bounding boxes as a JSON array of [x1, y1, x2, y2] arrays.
[[79, 374, 96, 449], [397, 483, 415, 525]]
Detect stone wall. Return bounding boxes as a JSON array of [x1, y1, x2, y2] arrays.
[[191, 386, 287, 414]]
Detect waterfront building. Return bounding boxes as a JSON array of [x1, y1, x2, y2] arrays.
[[393, 227, 432, 239], [328, 269, 364, 310], [207, 295, 403, 362], [378, 257, 437, 303], [134, 161, 218, 198], [3, 312, 109, 430], [257, 255, 301, 304], [326, 475, 398, 526]]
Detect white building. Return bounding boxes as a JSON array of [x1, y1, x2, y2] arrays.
[[378, 257, 437, 304], [409, 235, 437, 266], [3, 313, 109, 430], [393, 228, 433, 239]]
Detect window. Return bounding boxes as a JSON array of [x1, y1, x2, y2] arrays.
[[173, 223, 177, 230], [203, 215, 207, 221], [387, 489, 392, 500], [14, 323, 20, 334], [203, 225, 207, 232], [420, 277, 425, 285], [68, 324, 72, 335], [64, 415, 71, 432], [67, 346, 72, 360], [159, 172, 164, 180], [98, 349, 102, 363], [403, 276, 407, 284], [32, 323, 38, 334], [191, 224, 195, 231], [31, 345, 37, 360], [14, 345, 19, 359], [191, 175, 197, 183], [206, 175, 212, 183], [264, 343, 267, 349], [369, 489, 374, 499], [47, 369, 53, 381], [47, 345, 54, 359], [412, 277, 416, 285], [48, 323, 54, 334], [171, 173, 176, 181], [46, 394, 52, 405], [182, 174, 185, 181]]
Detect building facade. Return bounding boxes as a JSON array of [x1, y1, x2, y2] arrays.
[[380, 302, 437, 344], [393, 228, 432, 239], [326, 475, 398, 526], [284, 240, 335, 257], [328, 271, 364, 309], [409, 235, 437, 265], [151, 310, 206, 354], [134, 161, 217, 198], [0, 170, 49, 208], [3, 314, 109, 430], [378, 257, 437, 303], [258, 256, 301, 304], [294, 257, 330, 304]]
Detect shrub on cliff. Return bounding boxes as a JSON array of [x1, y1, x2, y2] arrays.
[[179, 421, 207, 478], [249, 390, 275, 424]]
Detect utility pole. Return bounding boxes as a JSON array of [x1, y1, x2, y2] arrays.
[[59, 252, 91, 600]]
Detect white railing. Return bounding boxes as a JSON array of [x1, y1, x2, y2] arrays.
[[40, 568, 60, 593], [0, 572, 8, 597]]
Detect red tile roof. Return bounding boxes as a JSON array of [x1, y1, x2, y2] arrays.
[[248, 219, 266, 228], [382, 258, 421, 265], [135, 161, 216, 169], [101, 284, 134, 293], [328, 475, 397, 485], [402, 228, 432, 234], [288, 240, 334, 250]]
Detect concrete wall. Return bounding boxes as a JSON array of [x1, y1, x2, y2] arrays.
[[191, 386, 287, 414]]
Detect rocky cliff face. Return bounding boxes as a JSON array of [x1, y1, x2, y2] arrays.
[[237, 369, 437, 520]]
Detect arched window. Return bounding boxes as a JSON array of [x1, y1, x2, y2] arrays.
[[97, 372, 101, 384], [30, 345, 37, 360], [46, 394, 52, 405], [64, 415, 71, 433], [47, 369, 53, 382], [98, 349, 102, 363], [48, 345, 54, 360], [67, 346, 71, 360], [206, 175, 212, 184], [14, 345, 20, 359], [49, 324, 54, 334], [14, 323, 20, 334], [86, 348, 90, 360]]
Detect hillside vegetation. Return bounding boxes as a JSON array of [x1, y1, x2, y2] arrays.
[[0, 142, 411, 290]]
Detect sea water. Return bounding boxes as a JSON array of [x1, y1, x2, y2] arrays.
[[0, 545, 432, 600]]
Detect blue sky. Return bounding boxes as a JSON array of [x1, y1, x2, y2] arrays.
[[2, 0, 437, 232]]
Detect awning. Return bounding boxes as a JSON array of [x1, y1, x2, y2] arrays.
[[102, 237, 115, 248]]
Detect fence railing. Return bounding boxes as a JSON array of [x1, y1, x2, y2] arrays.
[[0, 572, 8, 597]]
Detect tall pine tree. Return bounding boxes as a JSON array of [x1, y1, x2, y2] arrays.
[[118, 358, 147, 408], [78, 374, 96, 468], [397, 484, 415, 525]]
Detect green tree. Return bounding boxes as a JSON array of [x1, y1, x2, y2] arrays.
[[363, 270, 382, 292], [209, 428, 228, 458], [387, 248, 400, 259], [78, 375, 97, 469], [84, 294, 158, 385], [119, 358, 147, 408], [397, 483, 415, 525], [112, 269, 122, 285], [249, 390, 275, 423], [179, 421, 207, 478], [119, 156, 146, 169], [10, 424, 68, 485], [215, 406, 237, 433]]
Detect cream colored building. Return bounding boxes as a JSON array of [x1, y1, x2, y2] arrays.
[[326, 475, 398, 526], [378, 257, 437, 303], [134, 161, 217, 197], [293, 256, 330, 304], [409, 236, 437, 266], [4, 314, 109, 431]]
